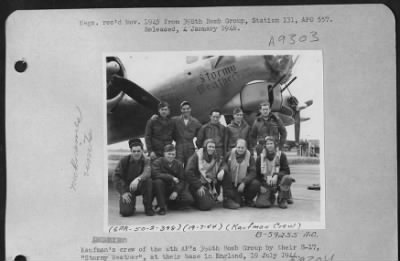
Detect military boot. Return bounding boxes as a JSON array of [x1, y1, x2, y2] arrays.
[[223, 198, 240, 209], [255, 188, 272, 208], [278, 176, 295, 209], [278, 199, 288, 209], [243, 198, 255, 207], [287, 190, 294, 204], [145, 208, 155, 216]]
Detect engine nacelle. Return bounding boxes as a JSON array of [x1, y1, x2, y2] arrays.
[[106, 57, 126, 113], [221, 81, 283, 114]]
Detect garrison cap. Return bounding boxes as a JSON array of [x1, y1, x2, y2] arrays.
[[158, 101, 170, 109], [180, 100, 191, 108], [203, 138, 216, 148], [129, 138, 143, 148], [233, 107, 243, 115], [264, 136, 276, 143], [164, 144, 176, 152]]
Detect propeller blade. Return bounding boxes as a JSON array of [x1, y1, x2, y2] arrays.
[[111, 75, 160, 112], [297, 105, 307, 111], [281, 105, 294, 116], [297, 99, 313, 111], [304, 99, 313, 107], [294, 112, 301, 143]]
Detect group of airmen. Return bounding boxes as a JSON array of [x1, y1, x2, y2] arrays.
[[112, 100, 295, 217]]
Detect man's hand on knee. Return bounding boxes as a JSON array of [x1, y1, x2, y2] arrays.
[[129, 178, 140, 192], [260, 186, 267, 194], [197, 186, 206, 197], [169, 191, 178, 200], [271, 174, 278, 186], [217, 170, 225, 181], [122, 192, 132, 204], [238, 182, 245, 193]]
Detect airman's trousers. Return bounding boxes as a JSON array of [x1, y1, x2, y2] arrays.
[[189, 185, 216, 211], [152, 179, 194, 210], [119, 179, 153, 217]]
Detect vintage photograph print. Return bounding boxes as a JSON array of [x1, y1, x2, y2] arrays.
[[105, 51, 324, 230]]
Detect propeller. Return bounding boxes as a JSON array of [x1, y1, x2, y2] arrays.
[[281, 77, 313, 143], [110, 75, 160, 112], [286, 96, 301, 143]]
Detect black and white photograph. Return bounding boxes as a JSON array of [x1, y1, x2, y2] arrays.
[[106, 51, 324, 229], [3, 4, 397, 261]]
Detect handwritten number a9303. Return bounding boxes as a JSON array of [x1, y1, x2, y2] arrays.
[[268, 31, 319, 46]]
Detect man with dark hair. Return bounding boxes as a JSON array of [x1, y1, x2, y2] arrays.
[[225, 107, 250, 154], [172, 101, 202, 165], [255, 136, 295, 209], [112, 139, 155, 216], [185, 139, 227, 210], [221, 138, 260, 207], [196, 108, 226, 159], [145, 101, 174, 159], [152, 144, 194, 215], [250, 102, 287, 155]]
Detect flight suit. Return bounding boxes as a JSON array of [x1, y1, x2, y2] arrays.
[[225, 120, 251, 153], [112, 154, 153, 216], [255, 151, 294, 208], [151, 157, 194, 210], [172, 115, 202, 165], [185, 150, 225, 211], [250, 114, 287, 154], [222, 149, 260, 206], [145, 116, 174, 157], [196, 122, 226, 158]]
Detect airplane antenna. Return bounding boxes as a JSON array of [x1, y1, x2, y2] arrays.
[[281, 76, 297, 93], [214, 56, 224, 68], [270, 74, 287, 91], [293, 55, 299, 67], [287, 88, 293, 97]]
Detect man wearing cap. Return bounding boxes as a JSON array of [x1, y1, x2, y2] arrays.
[[221, 138, 260, 207], [145, 101, 174, 159], [225, 108, 251, 154], [250, 102, 287, 155], [196, 109, 226, 159], [185, 139, 236, 210], [255, 136, 294, 209], [152, 144, 194, 215], [112, 139, 155, 216], [172, 101, 202, 165]]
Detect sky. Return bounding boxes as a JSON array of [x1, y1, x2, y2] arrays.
[[108, 51, 323, 150], [285, 52, 323, 141]]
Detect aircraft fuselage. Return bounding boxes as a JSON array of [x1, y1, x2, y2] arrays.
[[107, 55, 291, 144]]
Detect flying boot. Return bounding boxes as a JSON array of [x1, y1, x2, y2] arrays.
[[278, 175, 295, 209], [255, 187, 272, 208]]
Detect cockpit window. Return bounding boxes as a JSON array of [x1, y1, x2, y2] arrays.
[[186, 55, 215, 64], [186, 56, 198, 64]]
